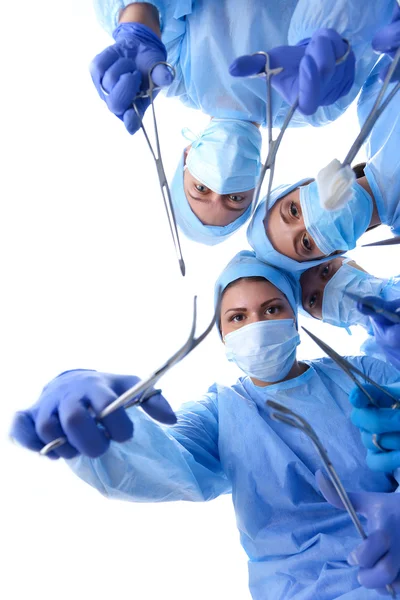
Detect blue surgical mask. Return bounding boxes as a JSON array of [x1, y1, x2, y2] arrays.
[[300, 180, 373, 255], [322, 260, 385, 330], [186, 119, 262, 194], [224, 319, 300, 383]]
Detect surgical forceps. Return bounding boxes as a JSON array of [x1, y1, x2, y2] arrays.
[[341, 46, 400, 169], [250, 42, 352, 218], [302, 325, 400, 453], [39, 291, 221, 456], [344, 291, 400, 324], [267, 400, 396, 598], [362, 235, 400, 248], [102, 62, 185, 276]]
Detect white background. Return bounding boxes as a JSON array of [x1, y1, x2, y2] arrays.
[[2, 1, 399, 599]]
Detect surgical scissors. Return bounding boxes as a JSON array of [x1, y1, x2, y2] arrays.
[[341, 47, 400, 168], [302, 325, 400, 410], [362, 235, 400, 248], [102, 62, 185, 276], [250, 41, 352, 220], [266, 399, 396, 598], [39, 291, 221, 456], [343, 291, 400, 324]]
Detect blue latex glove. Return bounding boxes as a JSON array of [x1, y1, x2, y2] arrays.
[[229, 28, 355, 116], [10, 370, 177, 459], [358, 296, 400, 371], [372, 4, 400, 80], [90, 23, 173, 134], [350, 382, 400, 472], [316, 469, 400, 595]]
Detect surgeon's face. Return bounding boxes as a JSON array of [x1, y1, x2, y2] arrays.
[[220, 278, 295, 338], [300, 257, 347, 319], [300, 258, 368, 319], [266, 187, 342, 261], [183, 169, 254, 226]]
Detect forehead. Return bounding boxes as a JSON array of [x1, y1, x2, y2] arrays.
[[221, 278, 284, 307]]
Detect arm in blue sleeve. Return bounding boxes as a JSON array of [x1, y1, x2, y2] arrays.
[[356, 354, 400, 386], [66, 392, 231, 503], [287, 0, 395, 126]]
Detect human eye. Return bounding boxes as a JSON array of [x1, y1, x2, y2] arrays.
[[290, 201, 299, 218], [228, 194, 244, 203], [265, 305, 280, 315], [302, 232, 313, 252], [195, 183, 208, 193], [309, 293, 317, 309], [230, 313, 245, 323], [321, 265, 330, 278]]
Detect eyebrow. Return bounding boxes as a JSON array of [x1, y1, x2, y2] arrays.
[[187, 191, 210, 203], [224, 297, 284, 315], [222, 202, 247, 213]]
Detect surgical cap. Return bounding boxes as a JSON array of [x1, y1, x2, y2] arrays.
[[247, 180, 338, 272], [214, 250, 299, 332], [170, 153, 252, 246]]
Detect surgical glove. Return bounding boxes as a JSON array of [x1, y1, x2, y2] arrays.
[[10, 370, 177, 460], [316, 470, 400, 595], [350, 382, 400, 472], [372, 4, 400, 81], [358, 296, 400, 371], [229, 28, 355, 115], [90, 23, 172, 134]]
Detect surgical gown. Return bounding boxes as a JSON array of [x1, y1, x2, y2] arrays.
[[361, 275, 400, 361], [357, 56, 400, 234], [68, 355, 400, 599], [94, 0, 394, 127]]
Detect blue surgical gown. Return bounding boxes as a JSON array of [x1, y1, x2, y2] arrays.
[[357, 56, 400, 234], [68, 355, 400, 599], [362, 276, 400, 361], [94, 0, 395, 127]]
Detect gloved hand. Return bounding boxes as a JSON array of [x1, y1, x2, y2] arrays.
[[229, 28, 355, 115], [372, 4, 400, 81], [316, 469, 400, 595], [10, 369, 177, 459], [350, 382, 400, 472], [90, 23, 173, 134], [357, 296, 400, 371]]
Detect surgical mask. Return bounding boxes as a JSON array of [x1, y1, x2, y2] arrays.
[[186, 119, 262, 194], [224, 319, 300, 383], [322, 260, 385, 330], [300, 180, 372, 255]]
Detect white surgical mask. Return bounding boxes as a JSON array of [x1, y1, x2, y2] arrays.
[[322, 261, 385, 330], [224, 319, 300, 383]]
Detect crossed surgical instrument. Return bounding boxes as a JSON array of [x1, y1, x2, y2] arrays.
[[267, 399, 396, 598], [39, 291, 221, 456]]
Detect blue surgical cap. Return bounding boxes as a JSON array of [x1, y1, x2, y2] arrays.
[[170, 153, 252, 246], [214, 250, 300, 331], [247, 180, 337, 272]]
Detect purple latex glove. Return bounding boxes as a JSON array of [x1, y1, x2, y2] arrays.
[[90, 23, 173, 134], [357, 296, 400, 371], [10, 369, 177, 459], [316, 469, 400, 595], [372, 4, 400, 80], [229, 28, 355, 115]]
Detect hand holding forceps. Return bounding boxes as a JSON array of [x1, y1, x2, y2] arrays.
[[302, 326, 400, 454], [267, 400, 397, 598], [36, 291, 221, 457], [102, 61, 185, 276]]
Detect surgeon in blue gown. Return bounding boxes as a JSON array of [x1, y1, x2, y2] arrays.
[[91, 0, 395, 245], [247, 52, 400, 271], [11, 251, 400, 598]]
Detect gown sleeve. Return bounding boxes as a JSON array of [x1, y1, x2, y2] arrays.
[[66, 387, 231, 503]]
